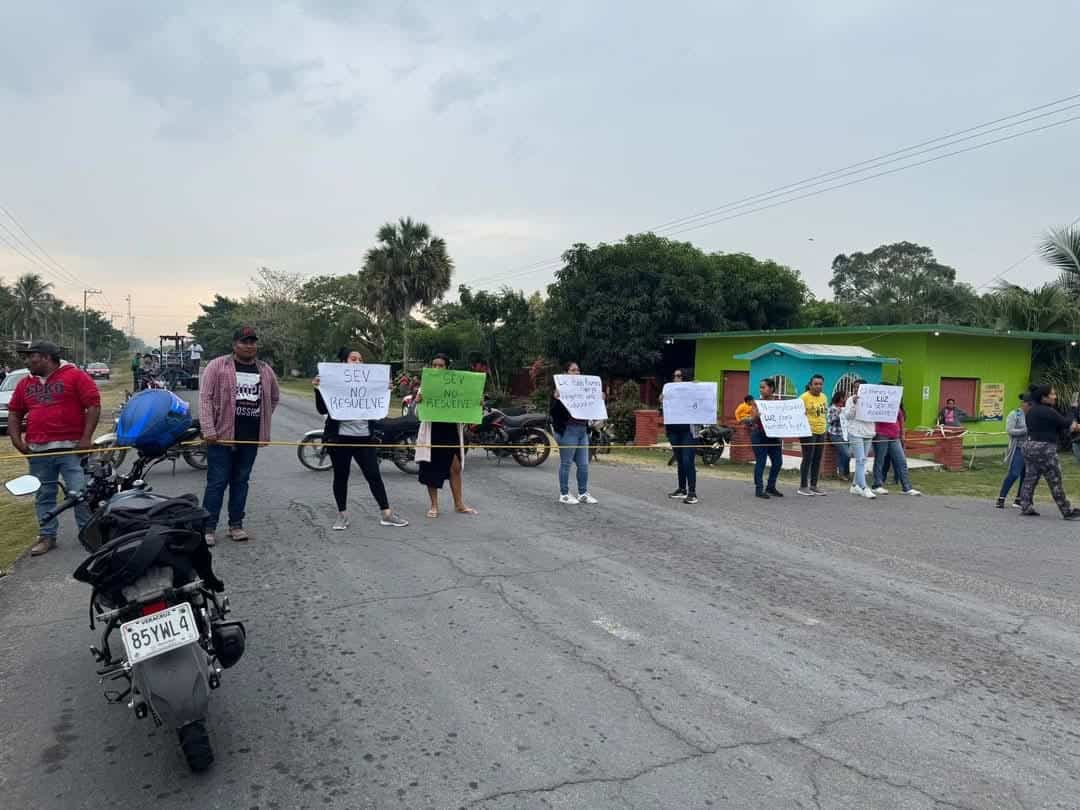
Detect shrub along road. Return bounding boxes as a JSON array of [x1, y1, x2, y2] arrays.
[[0, 390, 1077, 808]]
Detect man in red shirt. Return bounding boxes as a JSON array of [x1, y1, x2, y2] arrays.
[[8, 341, 101, 556]]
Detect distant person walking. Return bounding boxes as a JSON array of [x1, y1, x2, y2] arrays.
[[996, 393, 1030, 509], [1017, 384, 1080, 519], [750, 377, 783, 499], [188, 341, 204, 380], [843, 380, 877, 499], [415, 353, 476, 518], [199, 326, 280, 544], [313, 347, 408, 530], [550, 361, 598, 505], [6, 341, 101, 556], [827, 391, 851, 481], [663, 369, 698, 504], [798, 374, 828, 496]]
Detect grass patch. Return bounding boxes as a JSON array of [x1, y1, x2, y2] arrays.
[[0, 364, 131, 574]]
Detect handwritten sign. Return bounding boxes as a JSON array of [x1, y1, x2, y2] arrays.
[[854, 384, 903, 422], [756, 399, 812, 438], [417, 369, 486, 424], [316, 363, 391, 420], [554, 375, 608, 421], [662, 382, 717, 425]]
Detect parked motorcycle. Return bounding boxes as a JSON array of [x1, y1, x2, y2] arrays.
[[4, 450, 244, 772], [465, 405, 551, 467], [588, 420, 614, 461], [94, 415, 208, 472], [297, 413, 421, 474], [666, 423, 732, 467]]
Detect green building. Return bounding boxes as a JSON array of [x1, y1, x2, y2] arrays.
[[666, 324, 1080, 445]]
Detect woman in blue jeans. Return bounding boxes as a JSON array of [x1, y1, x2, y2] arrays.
[[663, 369, 698, 504], [550, 361, 597, 505], [750, 377, 784, 499]]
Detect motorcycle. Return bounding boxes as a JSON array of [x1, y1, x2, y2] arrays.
[[93, 415, 208, 472], [297, 413, 421, 474], [588, 420, 614, 461], [4, 451, 244, 772], [667, 423, 732, 467], [465, 405, 551, 467]]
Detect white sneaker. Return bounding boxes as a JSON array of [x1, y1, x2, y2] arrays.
[[903, 488, 922, 496], [559, 494, 578, 505], [332, 514, 349, 530], [578, 493, 598, 505], [871, 486, 889, 495], [849, 485, 863, 496], [861, 487, 877, 499]]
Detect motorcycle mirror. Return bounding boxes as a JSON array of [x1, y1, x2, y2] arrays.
[[5, 475, 42, 497]]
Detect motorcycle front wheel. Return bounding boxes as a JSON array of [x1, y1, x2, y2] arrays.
[[512, 428, 552, 467], [93, 440, 128, 468], [183, 443, 209, 470], [391, 435, 420, 475], [297, 434, 333, 471]]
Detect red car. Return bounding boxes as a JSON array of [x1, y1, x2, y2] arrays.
[[86, 362, 111, 380]]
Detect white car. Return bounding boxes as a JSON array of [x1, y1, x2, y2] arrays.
[[0, 368, 30, 435]]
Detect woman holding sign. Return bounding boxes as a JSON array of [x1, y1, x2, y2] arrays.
[[750, 377, 784, 499], [842, 379, 878, 499], [313, 348, 409, 530], [550, 361, 598, 505], [661, 369, 699, 504], [415, 353, 477, 518]]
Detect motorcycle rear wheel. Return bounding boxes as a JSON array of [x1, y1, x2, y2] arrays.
[[178, 720, 214, 772], [391, 435, 420, 475], [512, 428, 551, 467], [183, 444, 208, 470], [297, 434, 333, 471]]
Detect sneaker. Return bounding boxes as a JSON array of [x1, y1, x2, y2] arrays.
[[30, 536, 56, 556], [765, 488, 784, 498], [204, 532, 217, 547], [1011, 499, 1023, 509], [861, 487, 877, 499], [755, 490, 770, 499], [797, 488, 814, 497], [995, 498, 1005, 509], [380, 512, 409, 527], [1020, 507, 1039, 517], [578, 493, 599, 505], [668, 489, 688, 500], [559, 494, 578, 505], [810, 487, 827, 496], [871, 486, 889, 495], [684, 494, 699, 505], [1064, 508, 1080, 521], [333, 515, 350, 531], [849, 485, 863, 496], [903, 488, 922, 496]]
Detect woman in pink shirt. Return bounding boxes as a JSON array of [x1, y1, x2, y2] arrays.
[[871, 405, 921, 495]]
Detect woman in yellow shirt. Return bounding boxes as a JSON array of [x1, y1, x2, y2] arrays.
[[798, 375, 829, 495]]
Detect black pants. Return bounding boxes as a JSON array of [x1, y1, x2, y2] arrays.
[[799, 435, 824, 488], [330, 436, 390, 512]]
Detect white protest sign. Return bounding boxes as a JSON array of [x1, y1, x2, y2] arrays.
[[756, 398, 812, 438], [554, 374, 608, 420], [855, 384, 903, 422], [662, 382, 717, 425], [316, 363, 391, 420]]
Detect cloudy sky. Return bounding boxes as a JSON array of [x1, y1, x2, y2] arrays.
[[1, 1, 1078, 341]]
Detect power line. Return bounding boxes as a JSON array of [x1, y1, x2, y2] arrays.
[[0, 207, 87, 289], [974, 213, 1080, 291], [0, 227, 82, 293]]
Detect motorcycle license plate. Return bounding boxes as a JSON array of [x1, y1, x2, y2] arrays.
[[120, 603, 198, 664]]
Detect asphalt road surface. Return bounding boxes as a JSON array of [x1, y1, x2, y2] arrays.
[[1, 391, 1079, 809]]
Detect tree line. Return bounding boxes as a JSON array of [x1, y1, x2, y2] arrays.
[[188, 219, 1080, 393], [0, 273, 130, 367]]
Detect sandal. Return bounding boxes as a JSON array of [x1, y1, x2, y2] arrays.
[[228, 527, 250, 541], [426, 508, 439, 519], [455, 506, 478, 515]]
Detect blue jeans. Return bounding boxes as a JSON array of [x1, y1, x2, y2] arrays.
[[849, 436, 873, 489], [27, 452, 93, 540], [202, 444, 259, 531], [555, 423, 589, 496], [872, 438, 912, 491], [752, 432, 782, 492], [829, 433, 850, 477], [998, 448, 1026, 500], [667, 425, 697, 494]]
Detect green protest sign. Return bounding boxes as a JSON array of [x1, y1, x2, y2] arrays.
[[417, 369, 486, 424]]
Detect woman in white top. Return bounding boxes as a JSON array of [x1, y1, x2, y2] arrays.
[[314, 347, 408, 530], [842, 378, 878, 499]]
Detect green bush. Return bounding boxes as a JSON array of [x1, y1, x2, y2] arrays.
[[608, 381, 643, 443]]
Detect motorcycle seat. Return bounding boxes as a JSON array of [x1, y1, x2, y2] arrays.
[[501, 412, 548, 429]]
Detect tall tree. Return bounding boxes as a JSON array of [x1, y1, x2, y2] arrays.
[[188, 295, 244, 359], [361, 217, 454, 369], [710, 252, 807, 330], [829, 241, 979, 325], [1041, 224, 1080, 294], [11, 273, 53, 341]]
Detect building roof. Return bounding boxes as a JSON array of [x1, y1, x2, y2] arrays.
[[733, 342, 899, 364], [666, 323, 1080, 342]]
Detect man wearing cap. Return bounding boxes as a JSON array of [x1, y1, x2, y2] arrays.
[[198, 326, 280, 544], [7, 341, 101, 556]]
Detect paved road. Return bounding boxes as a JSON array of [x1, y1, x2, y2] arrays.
[[2, 391, 1079, 809]]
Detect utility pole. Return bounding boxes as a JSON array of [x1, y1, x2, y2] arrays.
[[125, 294, 133, 337], [83, 288, 102, 366]]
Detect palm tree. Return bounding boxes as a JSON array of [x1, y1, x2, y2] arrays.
[[1041, 224, 1080, 294], [361, 217, 454, 369], [981, 282, 1078, 334], [11, 273, 53, 341]]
